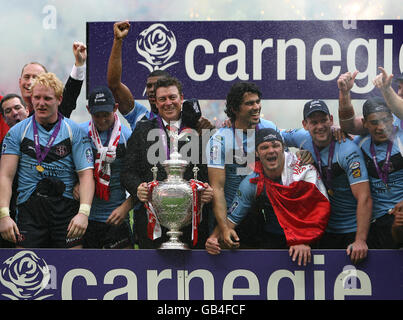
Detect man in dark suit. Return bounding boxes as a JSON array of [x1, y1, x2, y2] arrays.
[[121, 76, 213, 249]]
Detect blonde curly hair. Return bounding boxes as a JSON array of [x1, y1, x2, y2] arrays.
[[31, 72, 64, 100]]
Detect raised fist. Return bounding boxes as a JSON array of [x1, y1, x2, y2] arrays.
[[73, 41, 87, 67], [114, 20, 130, 40]]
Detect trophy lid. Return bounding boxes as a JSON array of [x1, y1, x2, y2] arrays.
[[162, 150, 188, 168]]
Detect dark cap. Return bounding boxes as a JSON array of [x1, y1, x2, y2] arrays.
[[363, 97, 390, 118], [255, 128, 283, 148], [88, 86, 115, 114], [394, 72, 403, 83], [303, 100, 330, 119]]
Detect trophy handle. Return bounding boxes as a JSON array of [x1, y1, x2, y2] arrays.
[[192, 165, 199, 180], [151, 165, 158, 181]]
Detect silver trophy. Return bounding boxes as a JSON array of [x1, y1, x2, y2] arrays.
[[150, 127, 200, 249]]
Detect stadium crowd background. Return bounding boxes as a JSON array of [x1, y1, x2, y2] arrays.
[[1, 0, 401, 130]]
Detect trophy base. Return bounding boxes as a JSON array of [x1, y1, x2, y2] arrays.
[[158, 241, 189, 250], [158, 230, 189, 250]]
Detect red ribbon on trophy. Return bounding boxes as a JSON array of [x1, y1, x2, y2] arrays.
[[190, 179, 206, 246], [145, 180, 161, 240], [145, 179, 205, 246]]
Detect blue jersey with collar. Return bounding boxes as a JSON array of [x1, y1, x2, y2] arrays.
[[124, 101, 156, 131], [2, 116, 94, 204], [227, 172, 284, 235], [79, 121, 132, 222], [206, 118, 278, 206], [281, 128, 369, 233], [354, 128, 403, 219]]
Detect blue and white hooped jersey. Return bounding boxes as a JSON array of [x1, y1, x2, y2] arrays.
[[355, 128, 403, 219], [206, 118, 278, 206], [281, 128, 369, 233], [2, 116, 94, 204], [79, 121, 132, 222]]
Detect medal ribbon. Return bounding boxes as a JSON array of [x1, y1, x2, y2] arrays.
[[369, 126, 397, 186], [156, 115, 188, 160], [32, 112, 63, 168], [313, 139, 335, 191]]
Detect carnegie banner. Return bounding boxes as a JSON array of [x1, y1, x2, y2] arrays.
[[0, 249, 401, 300], [87, 20, 403, 100]]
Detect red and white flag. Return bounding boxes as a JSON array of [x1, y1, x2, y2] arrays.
[[250, 152, 331, 246]]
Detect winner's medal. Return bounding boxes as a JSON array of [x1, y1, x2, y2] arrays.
[[369, 126, 397, 190], [32, 113, 63, 174], [313, 139, 336, 197]]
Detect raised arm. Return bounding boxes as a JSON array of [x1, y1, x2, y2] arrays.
[[107, 21, 135, 116], [373, 67, 403, 119], [59, 41, 86, 118], [337, 71, 368, 135]]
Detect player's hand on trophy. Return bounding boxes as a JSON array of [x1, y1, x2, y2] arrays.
[[114, 20, 130, 40], [137, 182, 150, 202], [201, 183, 213, 204]]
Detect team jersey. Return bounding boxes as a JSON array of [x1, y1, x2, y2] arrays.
[[123, 101, 156, 131], [393, 114, 402, 129], [206, 118, 278, 206], [79, 121, 132, 223], [2, 115, 94, 204], [281, 128, 369, 233], [227, 171, 283, 235], [354, 127, 403, 220]]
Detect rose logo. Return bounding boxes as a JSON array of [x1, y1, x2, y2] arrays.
[[0, 250, 53, 300], [136, 23, 179, 74]]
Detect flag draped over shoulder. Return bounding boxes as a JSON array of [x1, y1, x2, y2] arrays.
[[250, 152, 331, 246]]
